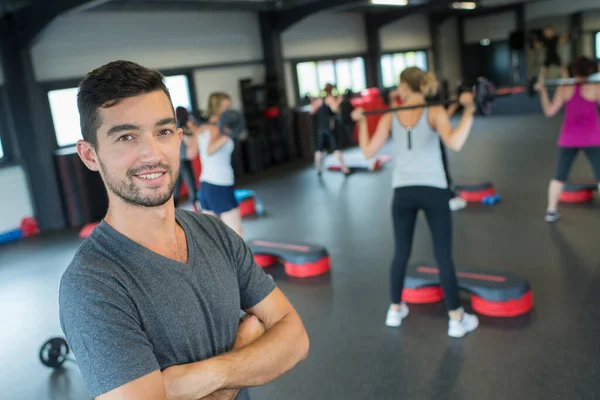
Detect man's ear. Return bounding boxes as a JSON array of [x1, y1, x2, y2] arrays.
[[76, 140, 100, 171]]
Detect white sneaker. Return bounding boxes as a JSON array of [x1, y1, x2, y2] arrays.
[[448, 312, 479, 338], [545, 210, 560, 222], [449, 196, 467, 211], [385, 303, 409, 327]]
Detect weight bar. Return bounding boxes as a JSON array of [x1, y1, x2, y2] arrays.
[[363, 79, 497, 117], [361, 72, 600, 118]]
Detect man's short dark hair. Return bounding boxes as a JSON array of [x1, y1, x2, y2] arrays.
[[77, 60, 172, 148]]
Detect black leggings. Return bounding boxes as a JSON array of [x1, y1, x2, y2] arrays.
[[554, 147, 600, 182], [174, 160, 197, 204], [439, 139, 455, 196], [390, 186, 461, 311]]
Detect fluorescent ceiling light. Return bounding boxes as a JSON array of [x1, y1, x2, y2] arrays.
[[452, 2, 477, 9], [370, 0, 408, 5]]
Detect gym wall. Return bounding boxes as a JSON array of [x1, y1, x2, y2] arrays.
[[438, 17, 461, 93], [380, 14, 431, 51], [526, 0, 600, 21], [281, 12, 367, 107], [0, 166, 34, 234], [281, 12, 367, 59], [194, 64, 266, 111], [31, 11, 263, 82], [463, 11, 516, 44]]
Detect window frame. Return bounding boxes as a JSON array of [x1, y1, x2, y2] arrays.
[[0, 86, 18, 168], [379, 47, 431, 89], [290, 52, 369, 104], [41, 69, 199, 150]]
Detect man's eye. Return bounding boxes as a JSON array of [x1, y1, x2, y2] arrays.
[[118, 134, 133, 141], [159, 129, 174, 136]]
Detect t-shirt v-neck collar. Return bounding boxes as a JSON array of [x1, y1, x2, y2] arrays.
[[97, 210, 197, 269]]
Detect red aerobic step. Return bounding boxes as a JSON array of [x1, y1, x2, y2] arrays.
[[239, 198, 256, 216], [254, 254, 278, 268], [458, 187, 496, 202], [471, 290, 534, 317], [402, 286, 444, 304], [284, 256, 331, 278], [559, 189, 593, 203]]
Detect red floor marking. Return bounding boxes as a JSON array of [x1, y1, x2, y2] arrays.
[[417, 266, 507, 283], [251, 240, 311, 252]]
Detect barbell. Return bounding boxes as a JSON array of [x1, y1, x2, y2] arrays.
[[361, 73, 600, 117]]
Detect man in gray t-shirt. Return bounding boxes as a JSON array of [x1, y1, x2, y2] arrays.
[[59, 60, 309, 400]]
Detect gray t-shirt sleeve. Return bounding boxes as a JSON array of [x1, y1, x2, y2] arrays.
[[222, 224, 276, 310], [59, 272, 161, 398]]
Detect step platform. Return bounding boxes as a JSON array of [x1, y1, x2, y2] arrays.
[[234, 189, 265, 216], [401, 265, 533, 317], [560, 181, 598, 203], [455, 181, 497, 203], [326, 153, 391, 172], [248, 239, 330, 278]]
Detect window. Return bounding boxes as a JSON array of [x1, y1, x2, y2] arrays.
[[380, 50, 428, 88], [296, 57, 367, 98], [49, 74, 193, 148], [0, 137, 4, 160], [596, 32, 600, 59]]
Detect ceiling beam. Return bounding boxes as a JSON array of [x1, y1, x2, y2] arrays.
[[88, 0, 273, 13], [365, 0, 456, 29]]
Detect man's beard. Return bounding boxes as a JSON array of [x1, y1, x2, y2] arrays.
[[99, 159, 178, 208]]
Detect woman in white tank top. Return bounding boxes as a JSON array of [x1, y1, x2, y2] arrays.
[[186, 92, 242, 237], [351, 67, 480, 338]]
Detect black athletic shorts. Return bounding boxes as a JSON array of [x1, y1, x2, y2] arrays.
[[316, 129, 338, 152], [544, 53, 562, 67], [555, 146, 600, 182]]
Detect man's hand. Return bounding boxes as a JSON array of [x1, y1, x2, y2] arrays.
[[234, 315, 266, 350], [162, 315, 267, 400]]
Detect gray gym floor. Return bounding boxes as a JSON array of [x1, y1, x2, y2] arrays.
[[2, 114, 600, 400]]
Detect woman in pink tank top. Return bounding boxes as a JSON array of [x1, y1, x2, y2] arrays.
[[535, 56, 600, 222]]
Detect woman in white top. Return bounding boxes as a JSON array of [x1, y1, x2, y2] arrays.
[[187, 92, 242, 236], [351, 67, 478, 338]]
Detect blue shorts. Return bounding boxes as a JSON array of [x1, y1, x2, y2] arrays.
[[198, 181, 238, 214]]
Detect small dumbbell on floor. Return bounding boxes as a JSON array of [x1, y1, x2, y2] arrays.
[[481, 194, 501, 205]]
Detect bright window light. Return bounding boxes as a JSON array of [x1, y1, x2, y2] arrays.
[[0, 137, 4, 159], [164, 75, 193, 111], [452, 2, 477, 9]]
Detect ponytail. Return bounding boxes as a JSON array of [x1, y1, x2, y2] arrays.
[[420, 71, 439, 97]]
